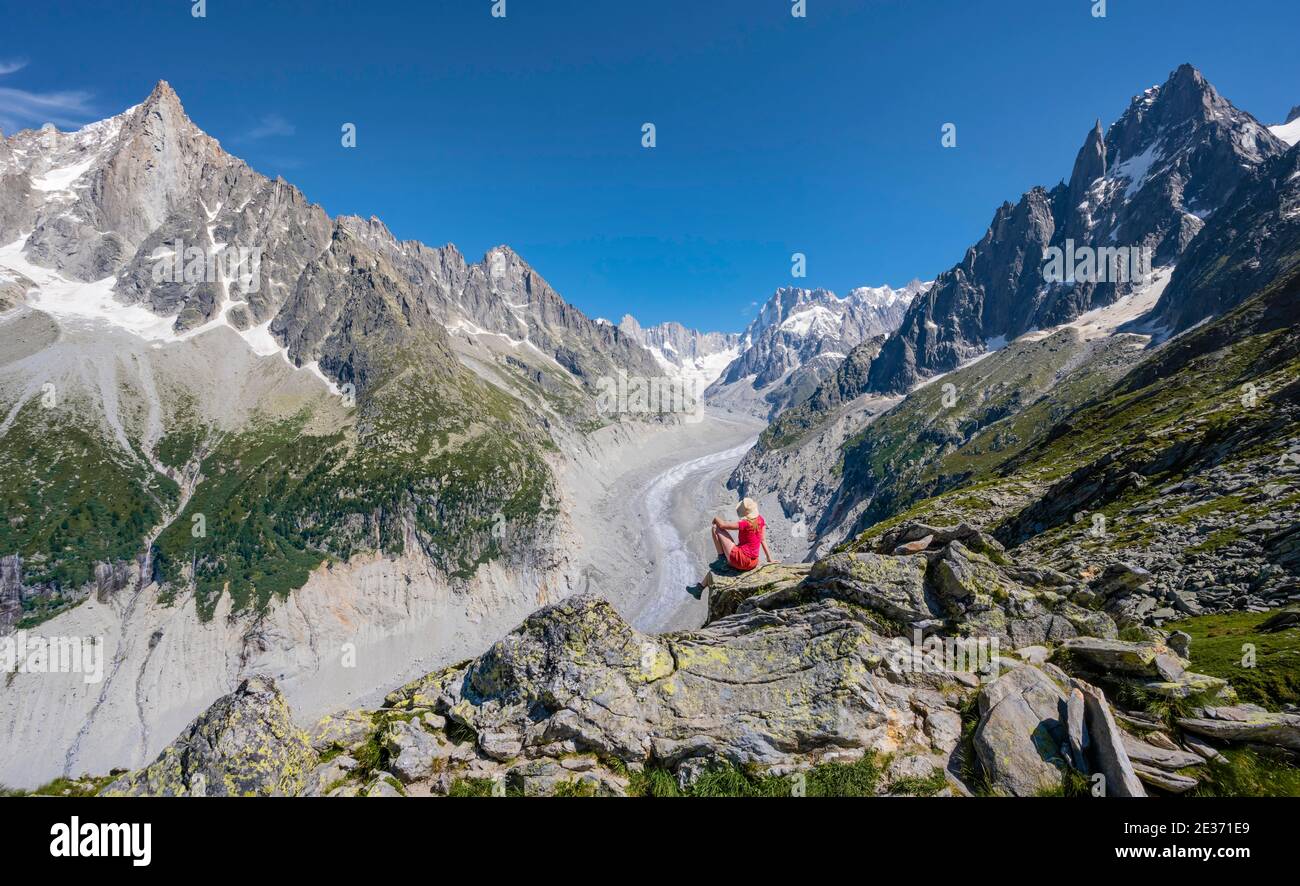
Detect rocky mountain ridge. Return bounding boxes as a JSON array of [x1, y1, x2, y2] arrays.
[[729, 67, 1298, 587], [864, 64, 1286, 397], [615, 314, 741, 393], [705, 279, 927, 418]]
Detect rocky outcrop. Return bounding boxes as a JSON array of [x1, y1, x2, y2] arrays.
[[1178, 704, 1300, 751], [1258, 605, 1300, 633], [974, 664, 1074, 796], [67, 540, 1293, 797], [0, 552, 142, 633], [703, 562, 811, 623], [0, 554, 22, 630], [1057, 637, 1230, 701], [970, 662, 1150, 797], [1076, 679, 1146, 797], [102, 676, 313, 797], [397, 592, 962, 773], [0, 269, 33, 313]]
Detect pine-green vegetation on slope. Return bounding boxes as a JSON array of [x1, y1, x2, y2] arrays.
[[152, 357, 558, 621], [0, 397, 176, 625]]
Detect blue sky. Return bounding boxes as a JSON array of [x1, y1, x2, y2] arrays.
[[3, 0, 1298, 332]]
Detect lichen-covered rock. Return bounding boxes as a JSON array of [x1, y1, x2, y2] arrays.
[[1074, 679, 1145, 797], [303, 755, 359, 797], [804, 551, 936, 624], [1120, 734, 1202, 771], [1178, 704, 1300, 751], [1095, 562, 1154, 598], [705, 562, 811, 624], [1132, 763, 1198, 793], [385, 662, 470, 711], [384, 719, 454, 782], [1066, 687, 1088, 771], [362, 772, 406, 797], [505, 757, 628, 797], [100, 676, 313, 797], [873, 522, 1007, 560], [930, 541, 1015, 617], [422, 592, 963, 774], [307, 709, 375, 754], [1140, 672, 1231, 699], [1058, 637, 1185, 680], [973, 665, 1070, 796]]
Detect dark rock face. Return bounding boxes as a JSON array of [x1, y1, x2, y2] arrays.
[[334, 219, 663, 387], [1148, 143, 1300, 334], [272, 226, 456, 391], [0, 553, 138, 631], [750, 333, 890, 448], [864, 64, 1287, 395], [0, 555, 22, 630]]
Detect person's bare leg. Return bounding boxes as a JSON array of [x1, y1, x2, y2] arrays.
[[711, 525, 726, 557], [712, 526, 736, 558]]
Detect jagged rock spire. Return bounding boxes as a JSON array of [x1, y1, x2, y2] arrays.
[[1068, 118, 1107, 200]]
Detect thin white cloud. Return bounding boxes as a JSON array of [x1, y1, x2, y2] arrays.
[[0, 59, 28, 76], [0, 86, 96, 133], [240, 113, 295, 141]]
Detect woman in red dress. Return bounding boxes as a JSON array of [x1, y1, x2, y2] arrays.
[[710, 497, 772, 572]]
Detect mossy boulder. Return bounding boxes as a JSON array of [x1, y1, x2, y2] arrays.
[[101, 676, 313, 797], [805, 551, 935, 624], [973, 664, 1071, 797], [705, 562, 811, 623], [307, 709, 375, 754], [417, 592, 964, 774]]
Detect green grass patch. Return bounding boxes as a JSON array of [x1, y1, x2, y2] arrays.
[[626, 754, 887, 798], [1168, 609, 1300, 709], [888, 768, 950, 796], [2, 774, 119, 797], [1190, 748, 1300, 797]]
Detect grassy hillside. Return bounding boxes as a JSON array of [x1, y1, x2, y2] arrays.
[[841, 271, 1300, 594], [0, 398, 176, 626], [152, 361, 558, 620]]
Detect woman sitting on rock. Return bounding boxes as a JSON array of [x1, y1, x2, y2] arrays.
[[711, 497, 772, 573]]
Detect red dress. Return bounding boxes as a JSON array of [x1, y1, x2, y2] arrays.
[[727, 516, 765, 571]]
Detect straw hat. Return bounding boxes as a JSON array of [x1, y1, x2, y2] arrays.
[[736, 497, 759, 519]]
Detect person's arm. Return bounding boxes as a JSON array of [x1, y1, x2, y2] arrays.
[[761, 539, 773, 563], [712, 518, 740, 530]]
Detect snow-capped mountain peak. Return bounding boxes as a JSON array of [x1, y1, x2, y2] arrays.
[[705, 279, 928, 418], [1270, 104, 1300, 146], [616, 315, 741, 392]]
